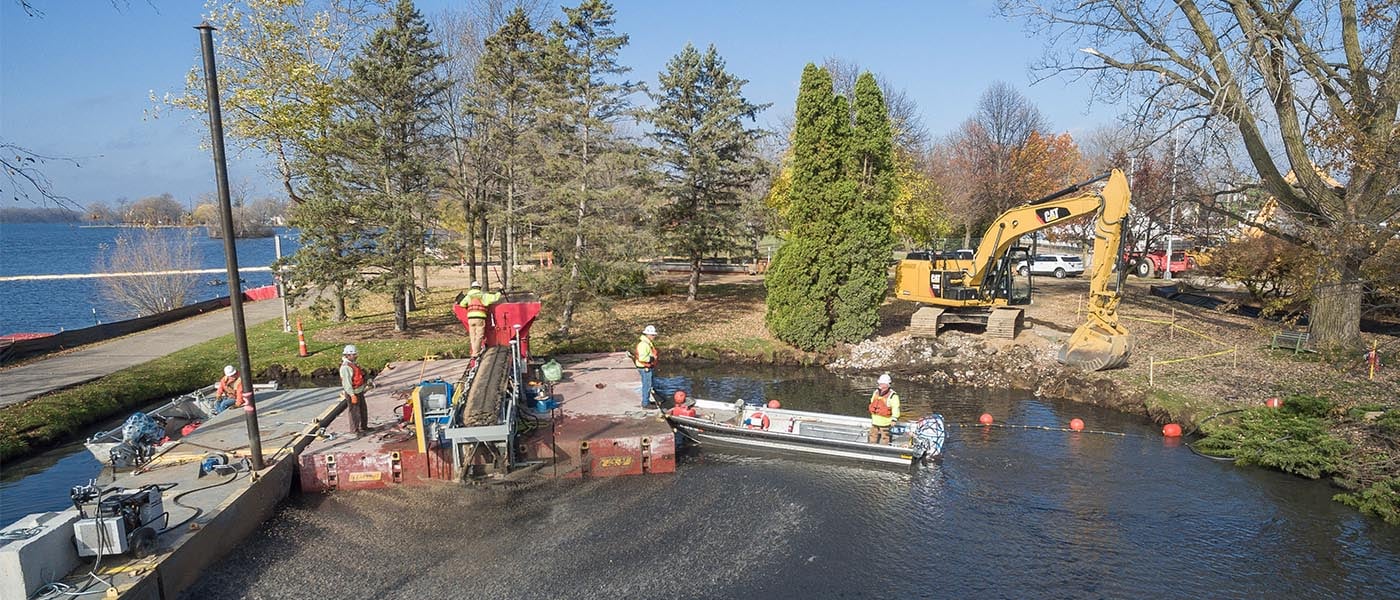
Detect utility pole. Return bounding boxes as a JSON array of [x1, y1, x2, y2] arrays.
[[198, 22, 264, 470], [1164, 134, 1177, 282]]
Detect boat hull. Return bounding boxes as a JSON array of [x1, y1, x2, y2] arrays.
[[665, 399, 939, 467]]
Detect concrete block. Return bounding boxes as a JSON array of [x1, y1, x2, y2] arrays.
[[0, 509, 82, 599]]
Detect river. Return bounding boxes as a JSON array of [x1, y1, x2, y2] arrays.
[[164, 365, 1399, 599], [0, 223, 296, 334]]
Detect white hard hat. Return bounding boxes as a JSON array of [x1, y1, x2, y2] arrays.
[[470, 280, 481, 288], [877, 374, 892, 385], [224, 365, 237, 377], [343, 344, 358, 355], [642, 325, 658, 336]]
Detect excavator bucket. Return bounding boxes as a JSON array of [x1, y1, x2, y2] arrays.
[[1057, 324, 1134, 371]]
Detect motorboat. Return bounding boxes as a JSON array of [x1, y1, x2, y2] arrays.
[[666, 398, 945, 467], [84, 381, 277, 467]]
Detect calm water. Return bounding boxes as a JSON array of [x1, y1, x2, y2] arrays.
[[0, 223, 297, 334], [166, 365, 1400, 599]]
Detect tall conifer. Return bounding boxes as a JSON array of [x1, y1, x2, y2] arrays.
[[334, 0, 448, 331], [765, 66, 896, 349], [646, 43, 767, 301], [832, 73, 895, 341], [765, 64, 850, 350]]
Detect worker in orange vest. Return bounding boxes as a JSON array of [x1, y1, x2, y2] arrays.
[[868, 373, 901, 445], [340, 345, 369, 435], [458, 281, 502, 358], [213, 365, 243, 414]]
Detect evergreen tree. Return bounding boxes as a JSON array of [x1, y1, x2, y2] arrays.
[[646, 43, 767, 301], [281, 136, 364, 322], [831, 73, 896, 341], [334, 0, 448, 331], [470, 7, 545, 292], [765, 64, 851, 350], [536, 0, 643, 335], [765, 66, 896, 350]]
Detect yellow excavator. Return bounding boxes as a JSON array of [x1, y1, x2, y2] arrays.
[[893, 169, 1134, 370]]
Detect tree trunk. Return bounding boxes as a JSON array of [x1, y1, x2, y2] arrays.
[[505, 173, 515, 292], [688, 255, 701, 301], [420, 262, 429, 303], [1309, 253, 1364, 351], [479, 213, 491, 288], [332, 284, 347, 323], [406, 262, 418, 313], [393, 283, 408, 332]]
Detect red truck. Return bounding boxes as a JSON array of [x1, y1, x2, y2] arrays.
[[1123, 249, 1197, 278]]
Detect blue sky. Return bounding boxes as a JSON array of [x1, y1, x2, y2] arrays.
[[1, 0, 1118, 208]]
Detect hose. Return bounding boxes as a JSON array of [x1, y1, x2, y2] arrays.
[[161, 469, 247, 534], [1181, 408, 1249, 462]]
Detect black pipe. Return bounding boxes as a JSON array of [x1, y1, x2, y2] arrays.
[[198, 22, 263, 471]]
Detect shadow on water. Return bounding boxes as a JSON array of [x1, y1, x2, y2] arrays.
[[178, 364, 1400, 599]]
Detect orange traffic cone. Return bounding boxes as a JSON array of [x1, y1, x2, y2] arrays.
[[296, 320, 309, 357]]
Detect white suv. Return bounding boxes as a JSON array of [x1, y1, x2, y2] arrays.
[[1015, 254, 1085, 278]]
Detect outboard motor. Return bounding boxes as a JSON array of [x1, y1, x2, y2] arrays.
[[912, 414, 946, 460], [110, 412, 165, 467]]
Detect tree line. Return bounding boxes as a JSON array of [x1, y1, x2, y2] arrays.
[[169, 0, 1396, 353], [178, 0, 772, 334]]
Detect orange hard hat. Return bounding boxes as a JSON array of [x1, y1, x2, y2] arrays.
[[767, 400, 781, 409]]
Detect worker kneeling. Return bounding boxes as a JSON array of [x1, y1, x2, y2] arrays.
[[669, 391, 697, 417], [868, 374, 900, 445]]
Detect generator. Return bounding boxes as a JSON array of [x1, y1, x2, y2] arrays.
[[69, 482, 172, 558], [413, 379, 455, 446]]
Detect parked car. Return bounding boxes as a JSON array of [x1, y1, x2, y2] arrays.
[[1015, 254, 1085, 278]]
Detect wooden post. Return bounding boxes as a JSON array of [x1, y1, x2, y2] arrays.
[[1233, 346, 1237, 370], [1149, 356, 1155, 387], [1170, 308, 1176, 340]]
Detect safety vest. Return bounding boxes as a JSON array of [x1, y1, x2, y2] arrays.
[[744, 411, 770, 430], [460, 288, 499, 319], [343, 360, 366, 394], [670, 405, 697, 418], [635, 336, 657, 368], [217, 375, 244, 405], [869, 388, 900, 427]]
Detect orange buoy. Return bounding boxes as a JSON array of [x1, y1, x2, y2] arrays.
[[1265, 397, 1283, 409], [978, 413, 994, 425], [1162, 423, 1182, 437], [1069, 418, 1085, 431], [767, 400, 781, 409]]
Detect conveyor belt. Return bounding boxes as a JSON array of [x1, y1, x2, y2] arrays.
[[460, 346, 510, 426]]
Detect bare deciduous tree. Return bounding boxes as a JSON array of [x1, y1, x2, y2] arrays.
[[96, 229, 202, 317], [1002, 0, 1400, 349]]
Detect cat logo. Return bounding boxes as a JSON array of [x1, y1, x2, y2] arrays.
[[1036, 206, 1071, 224]]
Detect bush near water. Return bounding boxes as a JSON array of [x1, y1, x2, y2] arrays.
[[1194, 396, 1400, 524]]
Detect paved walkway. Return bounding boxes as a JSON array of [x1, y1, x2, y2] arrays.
[[0, 300, 287, 408]]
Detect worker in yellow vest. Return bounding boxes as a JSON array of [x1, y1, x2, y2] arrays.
[[635, 325, 659, 408], [867, 373, 901, 445], [458, 281, 502, 358]]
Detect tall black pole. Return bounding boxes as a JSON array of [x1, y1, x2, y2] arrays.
[[198, 22, 263, 470]]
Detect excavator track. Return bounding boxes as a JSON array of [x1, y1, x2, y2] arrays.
[[985, 308, 1023, 339], [909, 306, 944, 338]]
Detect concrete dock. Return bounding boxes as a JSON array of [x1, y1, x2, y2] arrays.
[[3, 352, 673, 599]]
